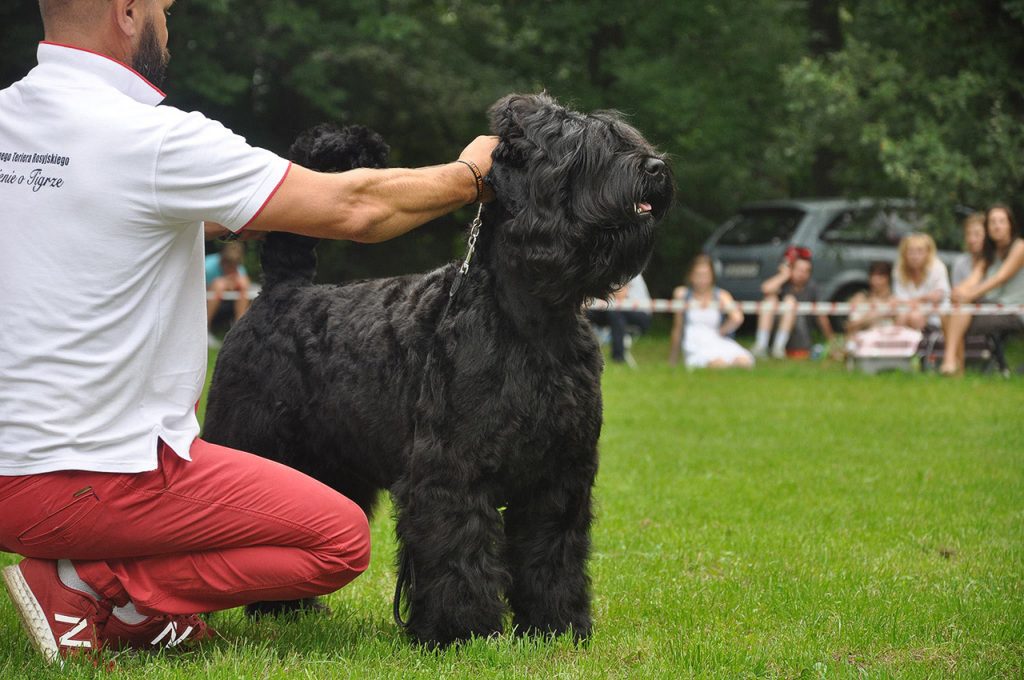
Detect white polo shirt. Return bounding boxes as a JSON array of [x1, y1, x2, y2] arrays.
[[0, 43, 291, 474]]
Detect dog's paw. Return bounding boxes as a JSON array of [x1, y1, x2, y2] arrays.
[[406, 616, 504, 649]]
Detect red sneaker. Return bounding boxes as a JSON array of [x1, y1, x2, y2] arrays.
[[101, 612, 217, 651], [1, 558, 111, 664]]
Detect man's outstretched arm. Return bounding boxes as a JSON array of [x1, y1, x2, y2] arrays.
[[246, 136, 497, 242]]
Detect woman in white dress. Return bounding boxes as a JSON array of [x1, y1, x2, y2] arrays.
[[669, 255, 754, 368]]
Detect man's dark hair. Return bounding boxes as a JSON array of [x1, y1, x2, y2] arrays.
[[39, 0, 105, 33], [868, 261, 892, 279]]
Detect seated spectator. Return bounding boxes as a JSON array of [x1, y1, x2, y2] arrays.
[[846, 261, 896, 334], [206, 242, 251, 342], [669, 255, 752, 368], [752, 247, 834, 359], [940, 203, 1024, 375], [951, 212, 987, 287], [892, 233, 950, 330], [586, 273, 652, 364]]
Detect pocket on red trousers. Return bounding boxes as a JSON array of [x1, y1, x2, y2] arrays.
[[17, 487, 101, 547]]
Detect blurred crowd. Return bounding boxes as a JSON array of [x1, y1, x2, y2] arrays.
[[590, 204, 1024, 375], [212, 205, 1022, 376]]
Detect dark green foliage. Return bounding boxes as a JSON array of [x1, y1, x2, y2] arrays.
[[769, 1, 1024, 243], [3, 2, 1021, 295]]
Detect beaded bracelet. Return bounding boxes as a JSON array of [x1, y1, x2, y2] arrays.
[[457, 159, 484, 204]]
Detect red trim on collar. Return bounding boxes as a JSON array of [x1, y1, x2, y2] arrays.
[[39, 41, 167, 98], [239, 163, 293, 232]]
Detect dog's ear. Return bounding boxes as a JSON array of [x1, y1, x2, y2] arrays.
[[488, 93, 552, 138], [486, 93, 558, 213], [488, 92, 557, 163]]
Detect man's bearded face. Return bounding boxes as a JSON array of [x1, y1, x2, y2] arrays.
[[131, 17, 169, 87]]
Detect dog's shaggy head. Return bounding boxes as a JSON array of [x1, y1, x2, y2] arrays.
[[486, 92, 674, 305], [288, 122, 390, 172]]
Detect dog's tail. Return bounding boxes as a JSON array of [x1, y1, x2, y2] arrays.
[[259, 123, 390, 289]]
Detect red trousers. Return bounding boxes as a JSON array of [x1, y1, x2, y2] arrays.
[[0, 439, 370, 615]]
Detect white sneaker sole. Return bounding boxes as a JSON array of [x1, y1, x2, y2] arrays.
[[2, 564, 61, 664]]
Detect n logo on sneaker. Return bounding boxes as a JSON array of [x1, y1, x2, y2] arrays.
[[151, 621, 194, 647], [55, 613, 92, 649]]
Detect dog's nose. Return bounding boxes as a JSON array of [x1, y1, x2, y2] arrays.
[[644, 157, 666, 175]]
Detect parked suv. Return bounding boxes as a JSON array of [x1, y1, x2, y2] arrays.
[[703, 198, 960, 304]]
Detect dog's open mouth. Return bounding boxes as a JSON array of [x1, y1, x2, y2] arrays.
[[634, 202, 653, 216]]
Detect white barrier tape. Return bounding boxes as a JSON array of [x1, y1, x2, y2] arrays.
[[208, 290, 256, 301], [209, 289, 1024, 316], [590, 299, 1024, 316]]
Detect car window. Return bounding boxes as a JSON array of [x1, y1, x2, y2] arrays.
[[821, 207, 924, 246], [716, 209, 805, 246]]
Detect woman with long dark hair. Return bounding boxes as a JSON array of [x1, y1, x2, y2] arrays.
[[940, 203, 1024, 374]]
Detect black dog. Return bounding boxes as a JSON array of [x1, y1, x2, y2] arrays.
[[203, 93, 674, 647]]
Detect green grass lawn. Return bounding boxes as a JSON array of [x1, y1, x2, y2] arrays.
[[2, 335, 1022, 678]]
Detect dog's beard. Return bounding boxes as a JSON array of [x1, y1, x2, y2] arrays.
[[131, 19, 169, 88]]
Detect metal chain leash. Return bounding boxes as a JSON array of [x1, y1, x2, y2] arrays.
[[448, 203, 484, 300]]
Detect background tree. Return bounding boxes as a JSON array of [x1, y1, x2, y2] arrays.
[[769, 0, 1024, 243], [3, 2, 1021, 296]]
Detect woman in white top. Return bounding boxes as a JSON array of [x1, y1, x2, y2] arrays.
[[669, 255, 754, 368], [892, 233, 950, 329]]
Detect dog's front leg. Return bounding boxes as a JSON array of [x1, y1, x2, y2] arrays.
[[504, 470, 595, 642], [394, 471, 508, 647]]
